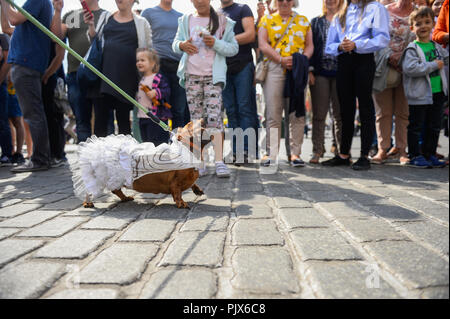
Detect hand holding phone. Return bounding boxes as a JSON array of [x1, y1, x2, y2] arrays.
[[80, 0, 93, 20]]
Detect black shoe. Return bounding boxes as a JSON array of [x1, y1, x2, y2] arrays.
[[11, 153, 25, 165], [321, 155, 351, 167], [351, 157, 371, 170]]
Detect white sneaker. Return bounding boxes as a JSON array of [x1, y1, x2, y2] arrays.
[[215, 161, 230, 178]]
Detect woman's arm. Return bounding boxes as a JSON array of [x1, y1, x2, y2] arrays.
[[303, 29, 314, 59], [42, 44, 65, 84], [324, 18, 342, 56], [258, 26, 281, 63], [432, 0, 449, 45]]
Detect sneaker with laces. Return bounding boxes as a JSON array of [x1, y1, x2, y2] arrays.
[[198, 163, 208, 177], [50, 158, 68, 168], [215, 161, 230, 178], [11, 159, 49, 173], [407, 156, 432, 168], [290, 156, 305, 167], [11, 153, 25, 165], [428, 155, 446, 168], [0, 155, 13, 167]]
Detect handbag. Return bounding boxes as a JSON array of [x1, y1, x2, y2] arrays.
[[255, 14, 297, 84], [385, 66, 401, 89], [77, 12, 108, 88]]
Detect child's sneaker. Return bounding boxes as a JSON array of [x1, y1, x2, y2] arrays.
[[198, 163, 208, 177], [0, 155, 13, 167], [428, 155, 446, 168], [407, 155, 432, 168], [215, 161, 230, 178]]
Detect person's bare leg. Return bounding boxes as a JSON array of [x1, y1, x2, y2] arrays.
[[10, 117, 25, 156], [23, 120, 33, 158]]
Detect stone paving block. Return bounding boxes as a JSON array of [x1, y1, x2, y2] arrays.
[[234, 205, 273, 219], [0, 228, 21, 241], [394, 221, 449, 255], [34, 230, 115, 259], [232, 219, 284, 246], [13, 187, 54, 200], [336, 217, 408, 243], [119, 219, 177, 242], [316, 201, 373, 218], [16, 217, 87, 238], [306, 261, 400, 298], [0, 210, 62, 228], [160, 232, 226, 267], [233, 194, 270, 206], [140, 269, 217, 299], [390, 197, 449, 223], [0, 239, 45, 268], [47, 289, 119, 299], [365, 241, 449, 289], [0, 203, 43, 218], [181, 211, 229, 232], [63, 202, 115, 217], [345, 194, 392, 206], [41, 197, 84, 211], [231, 247, 300, 294], [303, 191, 352, 203], [292, 182, 333, 192], [419, 287, 449, 299], [265, 186, 301, 196], [272, 197, 313, 209], [366, 204, 423, 222], [192, 199, 232, 213], [0, 262, 66, 298], [234, 184, 264, 192], [368, 186, 412, 198], [81, 210, 141, 230], [22, 192, 71, 205], [290, 229, 363, 261], [413, 190, 449, 201], [279, 208, 331, 229], [0, 198, 22, 208], [79, 243, 158, 285], [146, 204, 189, 220]]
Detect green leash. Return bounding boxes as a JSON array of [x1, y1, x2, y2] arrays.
[[5, 0, 172, 134]]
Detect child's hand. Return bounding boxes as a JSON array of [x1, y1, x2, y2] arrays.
[[146, 89, 157, 100], [202, 34, 215, 48], [436, 60, 444, 70], [180, 38, 199, 55]]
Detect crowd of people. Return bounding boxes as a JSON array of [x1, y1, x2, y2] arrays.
[[0, 0, 448, 177]]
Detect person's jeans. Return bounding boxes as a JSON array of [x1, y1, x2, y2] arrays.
[[336, 53, 376, 157], [222, 62, 258, 154], [159, 67, 190, 130], [67, 72, 114, 142], [11, 64, 50, 166], [0, 82, 13, 158], [408, 92, 446, 158]]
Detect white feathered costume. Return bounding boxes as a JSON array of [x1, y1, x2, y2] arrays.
[[71, 134, 200, 201]]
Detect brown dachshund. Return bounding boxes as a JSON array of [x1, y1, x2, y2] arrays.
[[83, 121, 212, 209]]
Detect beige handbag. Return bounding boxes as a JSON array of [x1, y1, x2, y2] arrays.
[[386, 66, 401, 89], [255, 14, 296, 84]]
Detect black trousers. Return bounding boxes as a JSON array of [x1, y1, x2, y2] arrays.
[[336, 52, 376, 157], [95, 94, 132, 137], [42, 77, 66, 160], [408, 92, 446, 158], [139, 118, 170, 146]]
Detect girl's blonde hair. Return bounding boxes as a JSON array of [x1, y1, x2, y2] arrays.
[[322, 0, 345, 17], [338, 0, 373, 29], [136, 48, 160, 73]]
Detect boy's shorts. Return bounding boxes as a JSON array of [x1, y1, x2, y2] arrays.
[[7, 93, 22, 118]]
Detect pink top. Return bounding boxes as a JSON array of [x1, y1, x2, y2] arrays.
[[136, 74, 155, 119], [186, 15, 225, 76], [388, 11, 415, 54]]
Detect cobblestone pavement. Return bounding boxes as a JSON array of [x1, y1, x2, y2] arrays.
[[0, 136, 448, 299]]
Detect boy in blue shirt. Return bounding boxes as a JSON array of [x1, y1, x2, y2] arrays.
[[402, 6, 449, 168]]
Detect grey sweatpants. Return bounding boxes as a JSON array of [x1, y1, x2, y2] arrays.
[[11, 64, 50, 166]]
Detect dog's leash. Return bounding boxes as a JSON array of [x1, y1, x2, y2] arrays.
[[5, 0, 173, 137]]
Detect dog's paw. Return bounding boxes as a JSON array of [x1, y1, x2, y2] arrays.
[[83, 202, 95, 208], [193, 189, 204, 196], [176, 201, 190, 209], [121, 196, 134, 203]]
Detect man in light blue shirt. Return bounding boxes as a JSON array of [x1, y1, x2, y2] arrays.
[[142, 0, 190, 130], [322, 0, 390, 170]]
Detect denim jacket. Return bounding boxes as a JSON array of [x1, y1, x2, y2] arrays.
[[172, 14, 239, 89]]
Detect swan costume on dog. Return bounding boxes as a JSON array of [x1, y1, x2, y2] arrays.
[[71, 134, 201, 200]]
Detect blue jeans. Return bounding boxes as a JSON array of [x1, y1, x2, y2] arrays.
[[159, 69, 190, 130], [222, 62, 258, 154], [0, 82, 12, 158]]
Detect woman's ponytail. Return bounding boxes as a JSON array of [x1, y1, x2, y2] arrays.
[[209, 5, 219, 36]]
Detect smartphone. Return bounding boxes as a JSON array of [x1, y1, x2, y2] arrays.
[[80, 0, 94, 20]]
